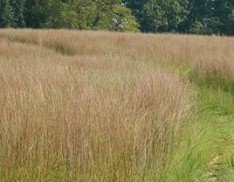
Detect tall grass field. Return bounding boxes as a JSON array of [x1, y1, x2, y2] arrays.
[[0, 29, 234, 181]]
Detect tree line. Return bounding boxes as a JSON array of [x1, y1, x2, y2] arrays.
[[0, 0, 234, 35]]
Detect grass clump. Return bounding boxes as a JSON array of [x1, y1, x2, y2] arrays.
[[0, 33, 193, 181]]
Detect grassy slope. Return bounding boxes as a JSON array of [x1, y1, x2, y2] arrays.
[[0, 30, 234, 181]]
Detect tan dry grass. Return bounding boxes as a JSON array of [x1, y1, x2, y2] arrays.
[[0, 31, 193, 181], [1, 29, 234, 80]]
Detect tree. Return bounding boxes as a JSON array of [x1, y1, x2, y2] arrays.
[[186, 0, 234, 35], [0, 0, 233, 35], [123, 0, 188, 33], [44, 0, 78, 28], [73, 0, 138, 31], [112, 4, 139, 31], [24, 0, 49, 28], [226, 8, 234, 35], [0, 0, 4, 27], [0, 0, 14, 27], [0, 0, 3, 27], [122, 0, 147, 26], [10, 0, 25, 27]]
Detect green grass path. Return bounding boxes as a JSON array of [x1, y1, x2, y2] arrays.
[[153, 61, 234, 181]]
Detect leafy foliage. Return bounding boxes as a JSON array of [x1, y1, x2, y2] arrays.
[[0, 0, 233, 34], [124, 0, 234, 35]]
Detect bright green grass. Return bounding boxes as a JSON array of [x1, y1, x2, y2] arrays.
[[140, 56, 234, 181], [163, 70, 234, 182]]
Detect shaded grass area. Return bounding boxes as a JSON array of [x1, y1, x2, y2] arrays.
[[1, 35, 77, 56], [0, 31, 77, 56], [189, 71, 234, 96]]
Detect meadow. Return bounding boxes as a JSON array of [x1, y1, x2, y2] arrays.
[[0, 29, 233, 181]]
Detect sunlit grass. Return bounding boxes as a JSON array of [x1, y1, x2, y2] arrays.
[[0, 30, 193, 181], [0, 29, 234, 181]]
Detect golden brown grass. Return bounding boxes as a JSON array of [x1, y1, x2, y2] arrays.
[[0, 31, 191, 181], [0, 29, 196, 181], [1, 29, 234, 79]]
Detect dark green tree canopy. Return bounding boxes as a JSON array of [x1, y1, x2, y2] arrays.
[[124, 0, 234, 35], [0, 0, 233, 35]]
